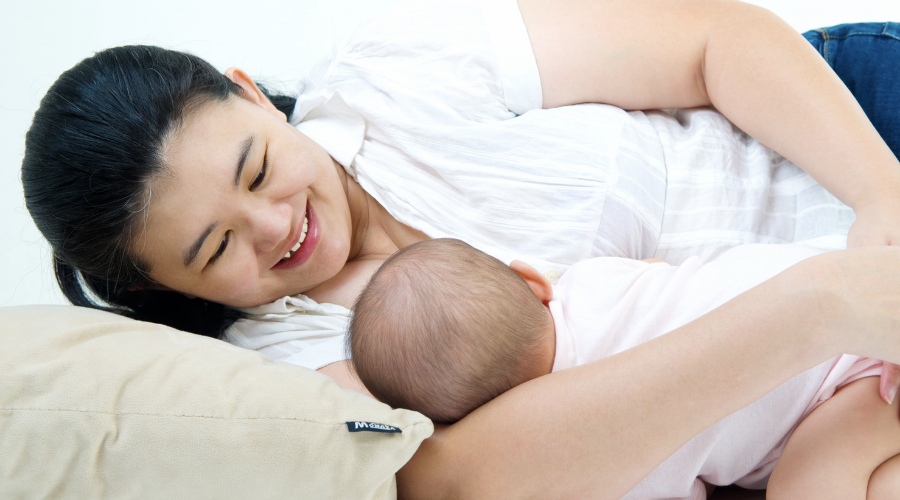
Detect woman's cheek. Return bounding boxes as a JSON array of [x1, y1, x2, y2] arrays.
[[214, 263, 265, 307]]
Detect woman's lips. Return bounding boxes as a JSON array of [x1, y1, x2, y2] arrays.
[[273, 201, 319, 270]]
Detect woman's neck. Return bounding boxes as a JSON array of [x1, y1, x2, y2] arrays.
[[341, 159, 427, 263], [304, 160, 427, 308]]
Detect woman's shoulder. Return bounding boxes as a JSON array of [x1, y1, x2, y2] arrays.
[[337, 0, 535, 88], [295, 0, 530, 115]]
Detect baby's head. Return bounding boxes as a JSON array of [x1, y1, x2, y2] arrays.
[[349, 238, 555, 423]]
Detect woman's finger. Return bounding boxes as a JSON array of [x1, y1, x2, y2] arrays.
[[880, 362, 900, 405]]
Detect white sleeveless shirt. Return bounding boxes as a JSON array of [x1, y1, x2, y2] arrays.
[[226, 0, 854, 369]]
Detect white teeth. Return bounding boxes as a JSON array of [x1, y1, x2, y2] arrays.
[[280, 214, 310, 262]]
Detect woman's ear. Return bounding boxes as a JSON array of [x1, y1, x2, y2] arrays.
[[509, 260, 553, 305], [224, 67, 287, 121]]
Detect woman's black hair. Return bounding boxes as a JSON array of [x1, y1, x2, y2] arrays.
[[22, 45, 298, 338]]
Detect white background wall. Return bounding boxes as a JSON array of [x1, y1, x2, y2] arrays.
[[2, 0, 899, 306]]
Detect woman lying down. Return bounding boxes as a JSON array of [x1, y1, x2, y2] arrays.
[[350, 238, 898, 499], [21, 0, 900, 497]]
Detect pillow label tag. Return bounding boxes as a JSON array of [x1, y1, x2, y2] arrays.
[[346, 421, 402, 434]]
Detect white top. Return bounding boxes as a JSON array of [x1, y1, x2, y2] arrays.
[[550, 244, 879, 498], [226, 0, 855, 369]]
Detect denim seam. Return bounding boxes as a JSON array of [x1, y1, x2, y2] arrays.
[[815, 24, 900, 43], [831, 32, 900, 42]]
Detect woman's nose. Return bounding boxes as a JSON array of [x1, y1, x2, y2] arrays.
[[249, 201, 293, 255]]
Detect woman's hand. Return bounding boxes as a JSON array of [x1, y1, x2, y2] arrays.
[[879, 364, 900, 405], [847, 199, 900, 405]]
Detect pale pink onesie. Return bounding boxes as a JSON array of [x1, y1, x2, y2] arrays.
[[548, 244, 881, 500]]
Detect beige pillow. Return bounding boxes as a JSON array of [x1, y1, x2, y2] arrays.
[[0, 305, 432, 499]]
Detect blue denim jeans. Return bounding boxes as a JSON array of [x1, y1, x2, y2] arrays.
[[804, 23, 900, 158]]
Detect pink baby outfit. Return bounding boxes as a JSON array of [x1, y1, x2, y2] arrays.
[[548, 244, 881, 500]]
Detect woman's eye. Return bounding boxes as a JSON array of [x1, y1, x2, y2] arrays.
[[249, 152, 268, 191], [209, 232, 229, 264]]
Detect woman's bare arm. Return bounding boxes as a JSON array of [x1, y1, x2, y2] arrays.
[[398, 247, 900, 500], [518, 0, 900, 247], [519, 0, 900, 403]]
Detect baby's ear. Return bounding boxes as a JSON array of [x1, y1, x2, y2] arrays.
[[509, 261, 553, 304]]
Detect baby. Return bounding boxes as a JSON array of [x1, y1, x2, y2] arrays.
[[349, 238, 900, 500]]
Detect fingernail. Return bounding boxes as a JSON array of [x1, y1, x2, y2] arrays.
[[887, 385, 897, 406]]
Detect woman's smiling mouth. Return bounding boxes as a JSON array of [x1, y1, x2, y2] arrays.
[[282, 214, 309, 261], [273, 201, 319, 270]]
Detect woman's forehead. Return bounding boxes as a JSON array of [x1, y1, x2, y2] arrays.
[[165, 98, 251, 170]]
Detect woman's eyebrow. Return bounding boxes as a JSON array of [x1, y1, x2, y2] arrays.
[[184, 222, 219, 268], [234, 136, 254, 186], [183, 136, 253, 268]]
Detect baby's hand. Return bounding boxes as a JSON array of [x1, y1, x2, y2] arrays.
[[846, 199, 900, 404]]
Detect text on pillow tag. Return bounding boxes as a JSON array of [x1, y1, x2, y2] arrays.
[[346, 421, 402, 433]]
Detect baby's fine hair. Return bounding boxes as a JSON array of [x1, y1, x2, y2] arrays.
[[349, 238, 553, 423]]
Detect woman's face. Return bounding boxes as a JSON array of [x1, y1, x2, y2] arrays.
[[136, 89, 354, 307]]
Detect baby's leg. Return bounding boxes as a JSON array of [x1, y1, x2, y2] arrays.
[[766, 376, 900, 500]]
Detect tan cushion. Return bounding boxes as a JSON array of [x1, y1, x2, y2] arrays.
[[0, 305, 432, 499]]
